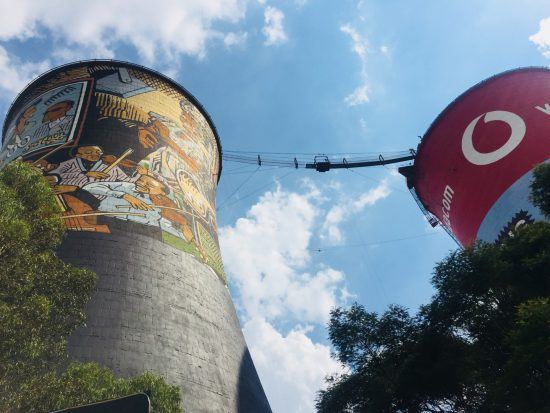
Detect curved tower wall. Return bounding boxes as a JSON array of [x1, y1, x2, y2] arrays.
[[409, 68, 550, 246], [1, 61, 271, 413]]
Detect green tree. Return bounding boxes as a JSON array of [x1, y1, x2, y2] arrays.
[[17, 363, 182, 413], [0, 161, 94, 396], [530, 162, 550, 216], [0, 162, 182, 412], [317, 304, 474, 412], [317, 166, 550, 412], [495, 298, 550, 412], [426, 222, 550, 412]]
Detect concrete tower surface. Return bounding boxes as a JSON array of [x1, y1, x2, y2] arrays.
[[1, 60, 271, 413]]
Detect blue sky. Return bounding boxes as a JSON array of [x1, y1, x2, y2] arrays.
[[0, 1, 548, 411]]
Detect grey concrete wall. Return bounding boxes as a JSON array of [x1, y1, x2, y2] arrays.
[[59, 219, 271, 413], [2, 60, 271, 413]]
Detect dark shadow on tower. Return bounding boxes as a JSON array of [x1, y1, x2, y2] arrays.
[[237, 348, 272, 412]]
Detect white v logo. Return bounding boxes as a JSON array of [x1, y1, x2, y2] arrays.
[[535, 103, 550, 115]]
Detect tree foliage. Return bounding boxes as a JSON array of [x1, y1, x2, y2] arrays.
[[16, 363, 183, 413], [0, 162, 95, 393], [317, 165, 550, 412], [530, 162, 550, 216], [0, 162, 182, 412]]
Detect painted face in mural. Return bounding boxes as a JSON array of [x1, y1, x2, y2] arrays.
[[76, 145, 103, 162], [16, 105, 38, 134], [43, 100, 73, 123], [135, 174, 168, 196]]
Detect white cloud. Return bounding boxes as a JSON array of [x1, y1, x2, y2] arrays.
[[263, 6, 288, 46], [244, 317, 343, 413], [220, 183, 350, 412], [0, 45, 50, 95], [0, 0, 248, 62], [300, 176, 325, 200], [353, 180, 391, 208], [224, 31, 248, 48], [220, 183, 346, 324], [344, 84, 369, 106], [380, 45, 389, 55], [321, 180, 391, 244], [340, 24, 370, 106], [341, 24, 367, 60], [529, 17, 550, 59], [286, 267, 346, 323]]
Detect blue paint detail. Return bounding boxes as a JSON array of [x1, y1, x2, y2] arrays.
[[477, 164, 548, 243], [0, 81, 87, 165]]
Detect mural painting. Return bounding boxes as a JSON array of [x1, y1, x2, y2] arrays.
[[0, 64, 224, 281], [1, 81, 89, 164]]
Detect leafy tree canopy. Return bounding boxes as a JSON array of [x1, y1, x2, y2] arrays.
[[0, 161, 93, 388], [0, 162, 182, 413], [317, 163, 550, 413], [530, 162, 550, 216], [17, 363, 182, 413]]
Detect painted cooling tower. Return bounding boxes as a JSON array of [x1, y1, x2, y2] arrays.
[[402, 67, 550, 246], [1, 61, 271, 412]]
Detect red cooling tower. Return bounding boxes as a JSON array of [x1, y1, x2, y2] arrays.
[[406, 67, 550, 246]]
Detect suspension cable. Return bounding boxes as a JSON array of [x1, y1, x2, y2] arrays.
[[221, 149, 416, 172]]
